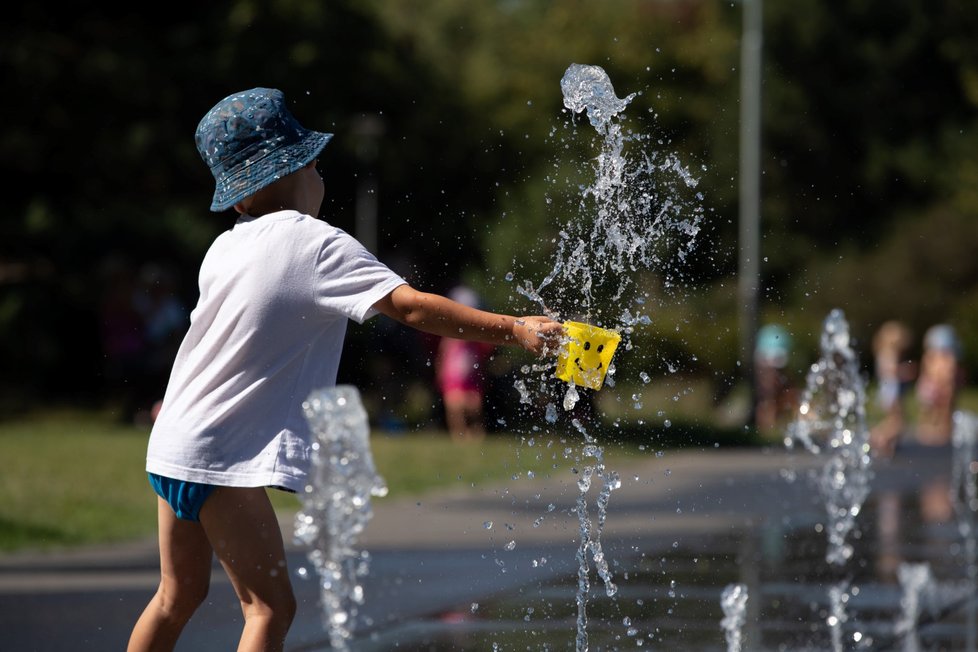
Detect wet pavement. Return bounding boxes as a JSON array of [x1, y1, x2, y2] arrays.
[[1, 443, 974, 651]]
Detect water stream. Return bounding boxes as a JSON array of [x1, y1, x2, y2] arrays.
[[951, 410, 978, 650], [527, 63, 706, 651], [720, 583, 748, 651], [570, 418, 621, 652], [784, 309, 874, 651], [295, 386, 388, 652], [785, 308, 873, 568]]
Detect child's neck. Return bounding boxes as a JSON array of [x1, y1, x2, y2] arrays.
[[243, 197, 299, 217], [239, 187, 318, 218]]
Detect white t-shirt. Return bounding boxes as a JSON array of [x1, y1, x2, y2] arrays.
[[146, 210, 406, 491]]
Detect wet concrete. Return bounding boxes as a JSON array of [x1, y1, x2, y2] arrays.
[[1, 443, 973, 651]]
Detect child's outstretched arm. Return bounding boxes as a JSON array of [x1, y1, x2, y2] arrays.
[[373, 284, 562, 356]]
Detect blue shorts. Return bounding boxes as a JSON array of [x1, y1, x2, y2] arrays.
[[148, 473, 218, 522]]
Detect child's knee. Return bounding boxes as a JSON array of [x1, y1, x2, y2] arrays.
[[267, 586, 297, 622], [242, 588, 297, 628], [157, 577, 210, 621]]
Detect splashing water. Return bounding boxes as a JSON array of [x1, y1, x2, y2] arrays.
[[571, 419, 621, 652], [512, 63, 705, 652], [785, 309, 873, 566], [720, 583, 749, 652], [518, 63, 704, 325], [505, 63, 705, 652], [952, 411, 978, 540], [560, 64, 637, 135], [895, 563, 937, 652], [295, 386, 388, 651], [951, 411, 978, 651], [827, 581, 851, 652]]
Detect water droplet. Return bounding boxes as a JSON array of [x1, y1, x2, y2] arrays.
[[545, 403, 558, 423], [563, 385, 580, 411]]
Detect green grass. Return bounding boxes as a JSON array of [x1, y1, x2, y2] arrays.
[[17, 378, 966, 554], [0, 410, 157, 551], [0, 410, 583, 553], [368, 430, 564, 495], [0, 374, 790, 554]]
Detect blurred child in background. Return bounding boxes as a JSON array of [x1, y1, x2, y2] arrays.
[[869, 320, 916, 457], [915, 323, 964, 446]]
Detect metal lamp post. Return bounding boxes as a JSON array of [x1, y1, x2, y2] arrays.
[[738, 0, 763, 427]]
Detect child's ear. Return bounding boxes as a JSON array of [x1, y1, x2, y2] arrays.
[[232, 202, 247, 215]]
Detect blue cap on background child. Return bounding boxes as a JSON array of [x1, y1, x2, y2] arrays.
[[924, 323, 961, 358], [195, 87, 333, 212], [755, 323, 791, 368]]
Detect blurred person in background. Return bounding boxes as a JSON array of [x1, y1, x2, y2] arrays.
[[99, 258, 148, 422], [753, 324, 797, 435], [875, 324, 964, 579], [869, 320, 916, 458], [435, 285, 495, 441], [133, 263, 188, 423], [912, 323, 964, 526], [915, 323, 964, 446]]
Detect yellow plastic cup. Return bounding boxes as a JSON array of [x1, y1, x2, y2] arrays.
[[555, 321, 622, 390]]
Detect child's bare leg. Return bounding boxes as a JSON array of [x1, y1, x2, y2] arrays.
[[128, 498, 213, 652], [445, 399, 467, 440], [463, 394, 486, 439], [199, 487, 296, 652]]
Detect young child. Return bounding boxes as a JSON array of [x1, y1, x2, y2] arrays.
[[868, 320, 915, 457], [915, 323, 963, 446], [127, 87, 561, 652], [436, 285, 496, 441]]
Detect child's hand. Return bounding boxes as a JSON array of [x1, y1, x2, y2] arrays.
[[513, 316, 563, 356]]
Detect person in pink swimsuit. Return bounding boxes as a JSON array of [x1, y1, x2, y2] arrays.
[[436, 286, 496, 441]]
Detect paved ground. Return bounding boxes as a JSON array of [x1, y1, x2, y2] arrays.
[[0, 444, 958, 651]]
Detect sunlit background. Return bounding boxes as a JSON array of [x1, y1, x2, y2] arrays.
[[3, 0, 977, 431], [4, 5, 978, 650]]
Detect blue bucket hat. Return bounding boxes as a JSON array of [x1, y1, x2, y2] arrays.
[[195, 87, 333, 212]]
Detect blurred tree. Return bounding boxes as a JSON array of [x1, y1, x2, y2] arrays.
[[368, 0, 740, 296], [2, 0, 977, 412], [0, 2, 422, 408], [762, 0, 978, 297]]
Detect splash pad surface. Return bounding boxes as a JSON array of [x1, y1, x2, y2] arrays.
[[286, 443, 974, 651], [1, 439, 972, 651]]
